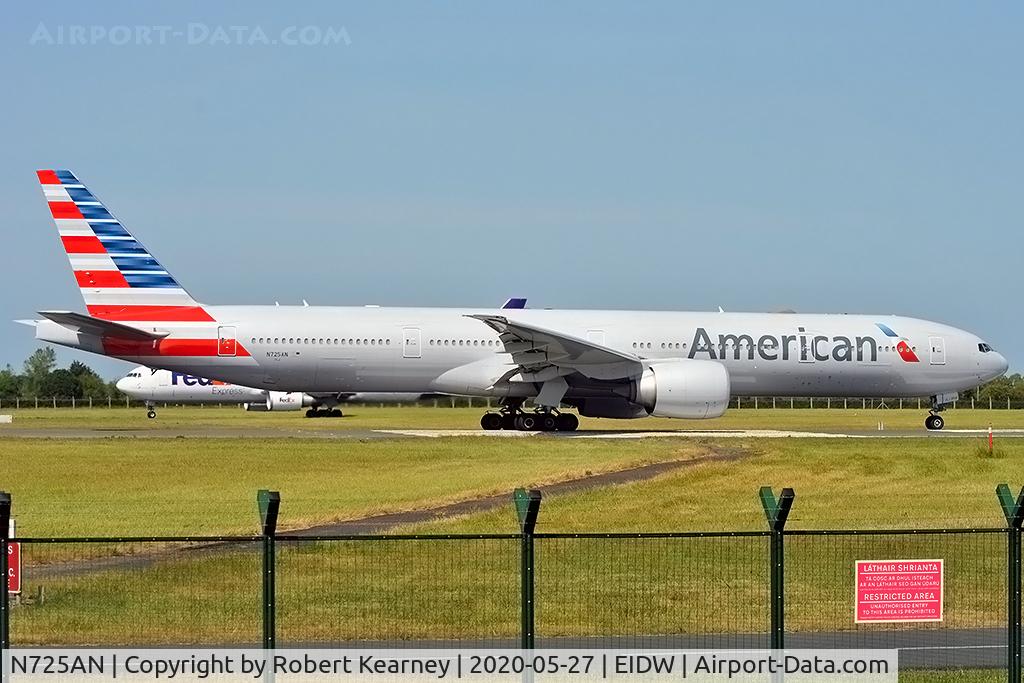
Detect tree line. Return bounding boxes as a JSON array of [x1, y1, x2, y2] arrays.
[[0, 347, 121, 399]]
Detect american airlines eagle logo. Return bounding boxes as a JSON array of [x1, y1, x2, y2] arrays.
[[875, 323, 920, 363]]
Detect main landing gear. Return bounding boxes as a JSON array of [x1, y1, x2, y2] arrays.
[[480, 407, 579, 432], [306, 408, 343, 418]]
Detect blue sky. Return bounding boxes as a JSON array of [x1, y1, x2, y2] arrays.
[[1, 2, 1021, 379]]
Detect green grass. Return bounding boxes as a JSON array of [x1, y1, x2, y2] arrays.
[[900, 673, 1002, 682], [7, 433, 1022, 537], [3, 405, 1024, 432], [1, 436, 705, 537], [6, 409, 1024, 648], [8, 436, 1024, 647], [407, 438, 1024, 533]]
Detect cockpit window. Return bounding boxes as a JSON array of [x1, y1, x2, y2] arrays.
[[979, 343, 994, 353]]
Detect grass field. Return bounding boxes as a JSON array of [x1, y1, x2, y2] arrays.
[[1, 437, 706, 537], [5, 407, 1024, 676], [901, 674, 1002, 682], [3, 429, 1024, 536], [3, 404, 1024, 432], [406, 438, 1024, 533]]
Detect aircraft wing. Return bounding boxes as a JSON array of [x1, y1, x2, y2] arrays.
[[467, 314, 642, 381], [37, 311, 169, 341]]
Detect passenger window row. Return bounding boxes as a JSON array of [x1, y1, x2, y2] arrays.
[[633, 341, 687, 350], [429, 339, 500, 348], [249, 337, 391, 347]]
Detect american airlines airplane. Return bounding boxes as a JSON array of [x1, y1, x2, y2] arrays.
[[21, 170, 1008, 431], [116, 365, 430, 419]]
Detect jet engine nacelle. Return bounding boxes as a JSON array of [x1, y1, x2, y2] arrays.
[[263, 391, 315, 411], [636, 360, 730, 419]]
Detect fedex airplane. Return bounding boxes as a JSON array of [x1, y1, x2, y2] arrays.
[[116, 366, 430, 418], [21, 170, 1008, 432]]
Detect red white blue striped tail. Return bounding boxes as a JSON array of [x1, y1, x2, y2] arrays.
[[37, 169, 213, 323]]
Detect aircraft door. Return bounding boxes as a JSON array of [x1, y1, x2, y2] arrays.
[[402, 328, 422, 358], [218, 326, 237, 357], [929, 337, 946, 365]]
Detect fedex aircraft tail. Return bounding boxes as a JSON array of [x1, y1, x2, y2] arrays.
[[36, 169, 212, 323]]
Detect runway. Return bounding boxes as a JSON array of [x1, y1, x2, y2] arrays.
[[1, 425, 1022, 440]]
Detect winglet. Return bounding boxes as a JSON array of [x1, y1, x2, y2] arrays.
[[502, 298, 527, 310]]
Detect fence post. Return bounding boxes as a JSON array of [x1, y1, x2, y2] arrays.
[[1, 491, 11, 677], [514, 488, 542, 650], [257, 490, 280, 650], [760, 487, 795, 652], [997, 484, 1024, 683]]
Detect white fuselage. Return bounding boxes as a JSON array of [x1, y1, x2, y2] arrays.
[[116, 367, 268, 404], [114, 365, 427, 407], [86, 306, 1007, 400]]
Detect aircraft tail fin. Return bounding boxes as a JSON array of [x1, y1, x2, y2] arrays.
[[36, 169, 213, 323]]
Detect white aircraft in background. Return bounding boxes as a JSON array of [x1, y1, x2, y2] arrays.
[[116, 365, 430, 419], [22, 170, 1008, 431]]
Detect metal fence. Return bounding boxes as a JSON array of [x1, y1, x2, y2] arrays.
[[3, 488, 1024, 681]]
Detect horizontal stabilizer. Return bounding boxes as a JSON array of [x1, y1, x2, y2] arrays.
[[37, 310, 168, 341]]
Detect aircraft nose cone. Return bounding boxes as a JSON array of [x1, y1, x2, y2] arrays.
[[115, 377, 130, 392], [995, 352, 1010, 376]]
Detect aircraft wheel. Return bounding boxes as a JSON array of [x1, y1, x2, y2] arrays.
[[501, 414, 517, 430], [517, 414, 538, 431], [480, 413, 503, 430], [540, 414, 558, 432], [305, 409, 317, 418], [147, 410, 156, 419], [556, 413, 579, 432], [330, 408, 343, 417], [925, 414, 945, 431]]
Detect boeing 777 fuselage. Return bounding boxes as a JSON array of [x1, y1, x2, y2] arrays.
[[22, 170, 1008, 431]]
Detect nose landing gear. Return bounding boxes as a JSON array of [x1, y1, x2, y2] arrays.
[[924, 393, 956, 431]]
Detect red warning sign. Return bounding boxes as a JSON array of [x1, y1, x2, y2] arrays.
[[856, 559, 943, 623], [7, 520, 20, 595]]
